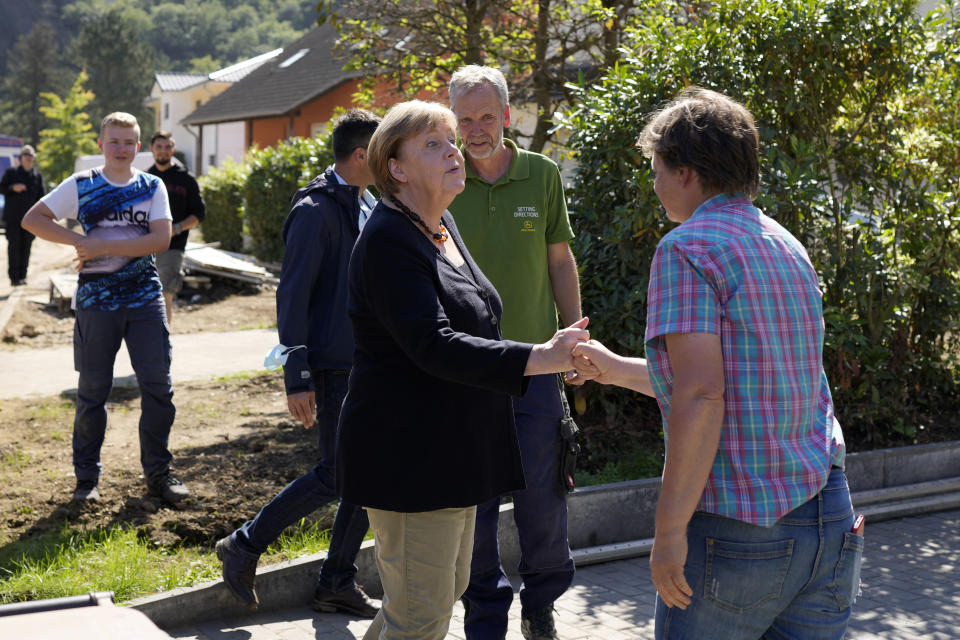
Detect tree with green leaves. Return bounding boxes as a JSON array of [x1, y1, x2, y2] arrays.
[[328, 0, 636, 153], [37, 70, 99, 184], [0, 21, 69, 145], [565, 0, 960, 453], [71, 3, 157, 137]]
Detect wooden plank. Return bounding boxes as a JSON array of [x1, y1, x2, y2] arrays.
[[183, 246, 267, 276], [48, 273, 79, 313]]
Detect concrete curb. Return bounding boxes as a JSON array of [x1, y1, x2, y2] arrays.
[[130, 440, 960, 630]]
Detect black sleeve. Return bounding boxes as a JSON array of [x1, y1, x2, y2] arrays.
[[277, 202, 328, 394], [187, 174, 205, 222], [356, 226, 531, 396], [0, 169, 13, 196]]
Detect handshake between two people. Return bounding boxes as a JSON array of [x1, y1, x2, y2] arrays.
[[526, 318, 646, 393], [530, 319, 652, 396]]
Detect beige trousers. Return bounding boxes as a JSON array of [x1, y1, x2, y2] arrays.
[[362, 506, 477, 640]]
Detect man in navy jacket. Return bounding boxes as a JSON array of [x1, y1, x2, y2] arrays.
[[216, 109, 381, 616]]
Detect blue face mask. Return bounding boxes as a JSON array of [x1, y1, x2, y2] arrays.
[[264, 344, 307, 370]]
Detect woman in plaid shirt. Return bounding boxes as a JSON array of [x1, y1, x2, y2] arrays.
[[572, 88, 861, 640]]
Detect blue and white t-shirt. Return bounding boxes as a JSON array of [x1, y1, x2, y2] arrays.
[[41, 168, 171, 310]]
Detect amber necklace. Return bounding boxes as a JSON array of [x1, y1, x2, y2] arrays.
[[391, 196, 448, 245]]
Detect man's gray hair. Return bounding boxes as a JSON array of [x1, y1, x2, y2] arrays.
[[449, 65, 509, 110]]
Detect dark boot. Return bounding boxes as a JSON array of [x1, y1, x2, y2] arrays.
[[216, 534, 259, 610]]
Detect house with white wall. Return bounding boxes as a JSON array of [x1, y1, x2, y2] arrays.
[[145, 48, 282, 174]]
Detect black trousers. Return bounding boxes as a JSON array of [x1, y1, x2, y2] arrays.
[[6, 218, 34, 282]]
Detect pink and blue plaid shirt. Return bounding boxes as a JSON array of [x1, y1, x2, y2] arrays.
[[645, 194, 846, 527]]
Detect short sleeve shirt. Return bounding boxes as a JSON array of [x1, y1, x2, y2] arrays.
[[42, 168, 170, 310], [449, 139, 574, 344], [644, 194, 845, 527]]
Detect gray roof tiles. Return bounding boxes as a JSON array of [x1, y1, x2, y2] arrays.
[[181, 25, 358, 126]]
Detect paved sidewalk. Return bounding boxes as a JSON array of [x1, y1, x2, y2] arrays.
[[169, 508, 960, 639], [0, 327, 278, 399]]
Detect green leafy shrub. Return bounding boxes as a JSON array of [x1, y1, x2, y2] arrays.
[[199, 158, 247, 252], [243, 135, 333, 262], [564, 0, 960, 460]]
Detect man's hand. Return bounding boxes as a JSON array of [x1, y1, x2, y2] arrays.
[[650, 529, 694, 609], [11, 183, 26, 193], [287, 391, 317, 429], [287, 391, 316, 428], [75, 236, 107, 263]]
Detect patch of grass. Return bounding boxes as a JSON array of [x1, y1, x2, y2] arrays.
[[214, 370, 271, 384], [28, 400, 73, 424], [0, 517, 373, 605], [574, 447, 664, 487], [240, 321, 278, 331], [0, 525, 219, 604], [263, 516, 373, 565], [1, 449, 32, 473]]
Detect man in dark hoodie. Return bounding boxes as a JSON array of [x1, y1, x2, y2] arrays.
[[147, 131, 206, 324], [0, 145, 45, 286], [216, 109, 381, 617]]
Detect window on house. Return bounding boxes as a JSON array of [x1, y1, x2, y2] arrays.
[[209, 154, 216, 168], [164, 103, 169, 120], [279, 49, 309, 68]]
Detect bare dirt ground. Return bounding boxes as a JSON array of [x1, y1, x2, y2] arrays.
[[1, 279, 277, 349], [0, 252, 334, 550], [0, 368, 335, 549]]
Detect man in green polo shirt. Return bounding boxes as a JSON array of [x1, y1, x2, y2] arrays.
[[448, 65, 582, 640]]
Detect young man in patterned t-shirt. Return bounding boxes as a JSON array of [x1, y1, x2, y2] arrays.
[[23, 112, 189, 504]]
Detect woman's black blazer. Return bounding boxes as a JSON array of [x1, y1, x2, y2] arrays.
[[336, 202, 530, 512]]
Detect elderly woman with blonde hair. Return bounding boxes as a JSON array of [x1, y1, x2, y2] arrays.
[[335, 100, 589, 640]]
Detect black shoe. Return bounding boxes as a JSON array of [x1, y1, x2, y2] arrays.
[[216, 535, 259, 611], [312, 582, 379, 618], [12, 279, 26, 286], [521, 605, 560, 640], [72, 479, 100, 502], [147, 473, 189, 503]]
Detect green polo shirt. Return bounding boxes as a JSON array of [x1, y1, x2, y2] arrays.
[[449, 139, 574, 344]]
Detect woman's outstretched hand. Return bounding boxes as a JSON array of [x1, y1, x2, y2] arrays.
[[569, 339, 618, 385], [525, 317, 590, 376], [569, 340, 654, 396]]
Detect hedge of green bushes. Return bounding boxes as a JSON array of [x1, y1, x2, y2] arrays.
[[198, 158, 246, 252], [199, 133, 334, 262]]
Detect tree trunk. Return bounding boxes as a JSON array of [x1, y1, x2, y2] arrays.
[[530, 0, 552, 153]]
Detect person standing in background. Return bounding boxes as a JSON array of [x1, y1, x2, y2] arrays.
[[147, 131, 205, 325], [22, 112, 188, 505], [0, 145, 45, 286], [448, 65, 582, 640], [216, 110, 381, 618]]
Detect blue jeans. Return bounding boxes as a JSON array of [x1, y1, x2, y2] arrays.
[[463, 374, 575, 638], [656, 467, 863, 640], [73, 298, 175, 483], [234, 370, 369, 591]]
